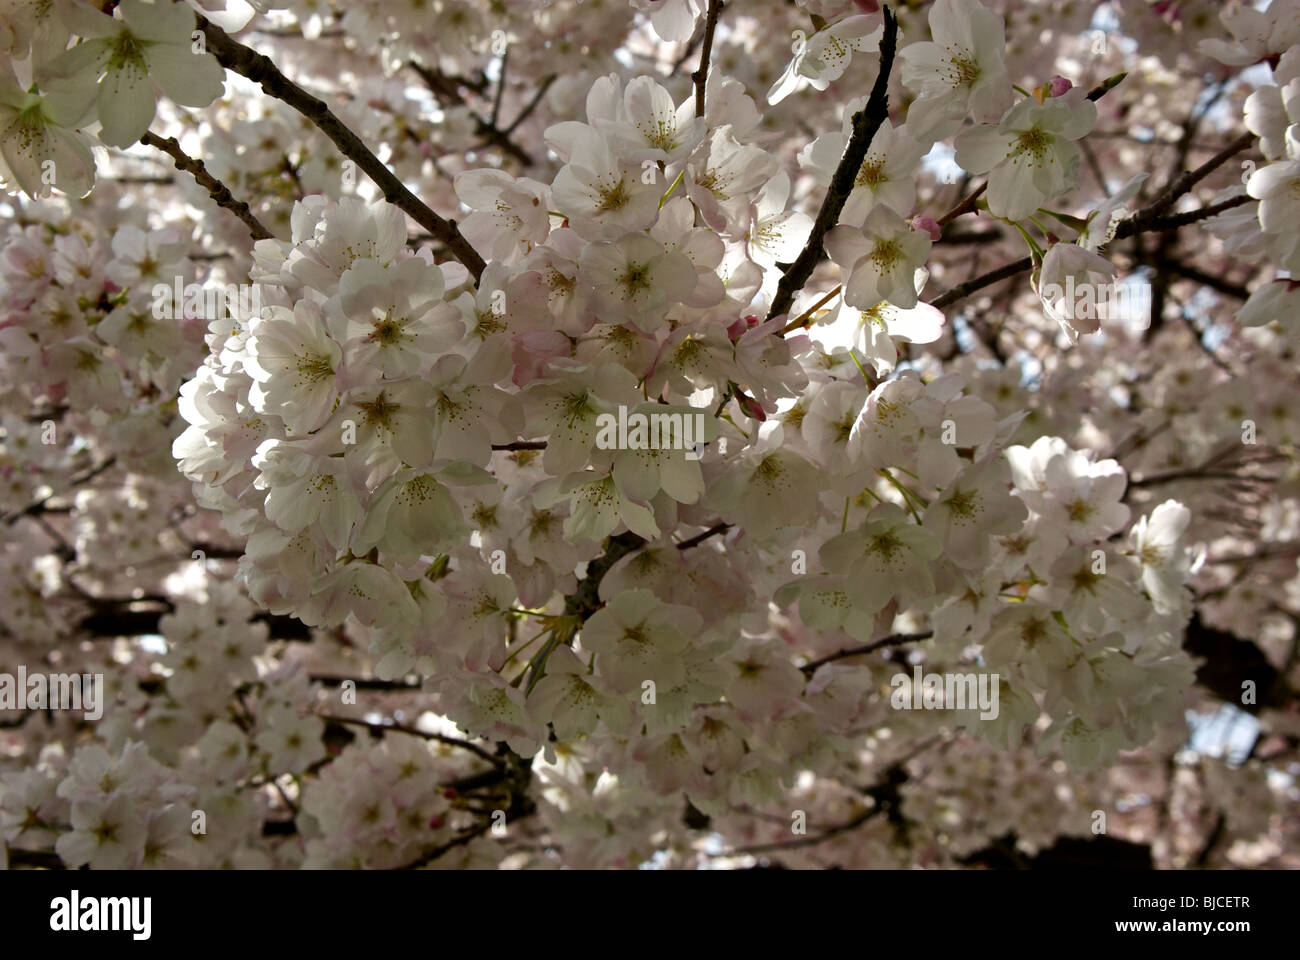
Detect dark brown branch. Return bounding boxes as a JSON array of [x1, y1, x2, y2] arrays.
[[2, 457, 117, 526], [713, 736, 943, 857], [936, 183, 986, 228], [929, 256, 1032, 310], [564, 531, 646, 619], [319, 713, 503, 766], [141, 132, 272, 240], [310, 674, 422, 691], [408, 59, 534, 165], [1141, 130, 1255, 221], [1123, 194, 1251, 234], [767, 5, 898, 323], [5, 849, 66, 869], [929, 195, 1253, 310], [935, 228, 1003, 245], [692, 0, 726, 119], [490, 47, 509, 128], [78, 607, 311, 641], [397, 821, 493, 869], [799, 631, 934, 675], [502, 75, 556, 137], [675, 522, 730, 550], [1153, 259, 1250, 300], [198, 17, 486, 281]]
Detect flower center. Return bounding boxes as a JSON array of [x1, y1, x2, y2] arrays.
[[358, 391, 398, 430], [596, 178, 631, 213], [945, 488, 980, 519], [861, 304, 889, 329], [639, 119, 677, 151], [295, 353, 334, 382], [867, 529, 903, 560], [368, 312, 406, 344], [1066, 498, 1093, 523], [869, 238, 904, 271], [856, 157, 886, 188], [943, 50, 981, 87], [108, 31, 147, 72], [619, 262, 651, 298], [1021, 618, 1046, 647], [1012, 127, 1052, 162]]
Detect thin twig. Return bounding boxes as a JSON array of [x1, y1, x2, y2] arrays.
[[799, 631, 934, 676], [502, 75, 556, 136], [928, 195, 1253, 310], [319, 713, 503, 766], [141, 132, 272, 240], [198, 17, 486, 280], [767, 5, 899, 324], [2, 457, 117, 526], [936, 183, 986, 228], [490, 47, 509, 128], [675, 522, 730, 550], [692, 0, 726, 119]]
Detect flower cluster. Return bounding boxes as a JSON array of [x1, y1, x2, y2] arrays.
[[0, 0, 1296, 871]]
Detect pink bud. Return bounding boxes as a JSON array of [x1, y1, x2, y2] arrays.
[[853, 0, 881, 11], [913, 216, 942, 242], [736, 390, 766, 422], [726, 314, 761, 342], [1048, 76, 1073, 98]]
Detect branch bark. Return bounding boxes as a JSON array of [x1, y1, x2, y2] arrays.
[[198, 17, 486, 281], [692, 0, 726, 119], [141, 132, 272, 241], [799, 631, 934, 675], [928, 194, 1253, 310], [767, 5, 899, 324]]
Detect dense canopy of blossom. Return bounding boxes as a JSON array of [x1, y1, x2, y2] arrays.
[[0, 0, 1298, 870]]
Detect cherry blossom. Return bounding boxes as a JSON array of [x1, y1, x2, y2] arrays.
[[0, 0, 1293, 877]]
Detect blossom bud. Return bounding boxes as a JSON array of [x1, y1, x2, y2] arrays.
[[726, 314, 761, 342], [1048, 76, 1073, 98], [736, 389, 766, 421], [912, 216, 942, 242]]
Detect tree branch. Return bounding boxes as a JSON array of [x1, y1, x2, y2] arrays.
[[675, 521, 730, 550], [319, 713, 503, 767], [141, 132, 272, 240], [692, 0, 726, 119], [767, 5, 898, 323], [2, 457, 117, 526], [799, 630, 934, 675], [198, 17, 486, 281], [928, 195, 1253, 310]]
